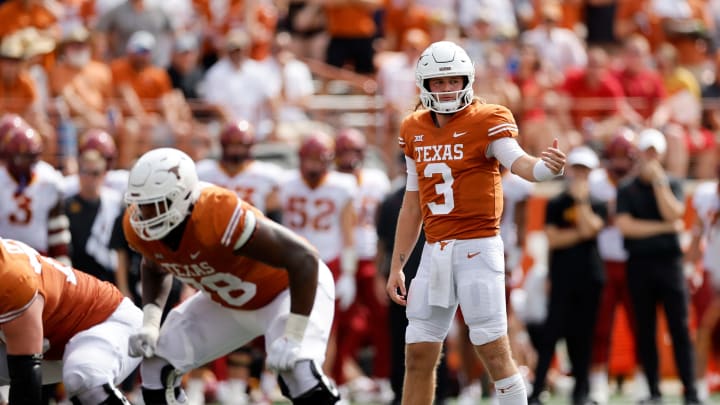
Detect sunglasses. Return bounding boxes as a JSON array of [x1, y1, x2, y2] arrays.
[[80, 169, 104, 177]]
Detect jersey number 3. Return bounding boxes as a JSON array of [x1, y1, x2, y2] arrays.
[[425, 162, 455, 215]]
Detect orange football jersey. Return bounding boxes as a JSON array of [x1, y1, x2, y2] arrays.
[[398, 101, 519, 243], [123, 185, 289, 310], [0, 238, 124, 360]]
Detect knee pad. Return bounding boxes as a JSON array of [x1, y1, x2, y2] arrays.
[[277, 359, 340, 405], [70, 383, 131, 405]]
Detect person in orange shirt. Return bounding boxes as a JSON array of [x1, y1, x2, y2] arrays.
[[0, 237, 142, 404], [49, 25, 115, 132], [324, 0, 382, 74], [110, 30, 193, 168], [385, 41, 566, 405], [123, 148, 341, 404]]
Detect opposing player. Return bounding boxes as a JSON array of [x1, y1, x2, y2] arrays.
[[333, 127, 393, 397], [123, 148, 339, 405], [196, 120, 283, 220], [385, 40, 565, 405], [0, 124, 70, 264], [0, 113, 28, 164], [279, 133, 357, 383], [62, 129, 129, 196], [0, 237, 142, 404]]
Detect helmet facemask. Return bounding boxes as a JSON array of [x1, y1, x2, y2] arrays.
[[125, 148, 199, 241], [416, 41, 475, 114]]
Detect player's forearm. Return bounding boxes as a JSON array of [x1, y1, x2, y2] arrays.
[[389, 196, 422, 274], [285, 249, 319, 316], [140, 261, 173, 309]]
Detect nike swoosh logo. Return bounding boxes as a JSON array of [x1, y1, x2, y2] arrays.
[[452, 131, 467, 138], [190, 251, 200, 259], [467, 251, 480, 259]]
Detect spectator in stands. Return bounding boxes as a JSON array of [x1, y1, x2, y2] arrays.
[[201, 29, 280, 140], [166, 32, 204, 101], [94, 0, 174, 67], [655, 42, 710, 178], [529, 146, 607, 405], [324, 0, 382, 74], [615, 128, 702, 405], [278, 0, 328, 61], [521, 2, 587, 75], [0, 0, 60, 41], [110, 30, 191, 168], [49, 24, 115, 132], [559, 47, 626, 148], [613, 35, 668, 129], [458, 0, 517, 42], [375, 28, 428, 170], [272, 31, 315, 133]]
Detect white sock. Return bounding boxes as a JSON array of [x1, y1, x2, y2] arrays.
[[589, 370, 609, 404], [495, 373, 527, 405], [696, 378, 709, 401]]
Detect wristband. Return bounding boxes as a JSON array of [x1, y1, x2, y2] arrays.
[[340, 247, 358, 276], [142, 303, 163, 330], [285, 313, 310, 342], [533, 160, 560, 181]]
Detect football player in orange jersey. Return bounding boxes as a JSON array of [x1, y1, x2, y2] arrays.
[[0, 238, 142, 404], [123, 148, 339, 405], [385, 40, 566, 405]]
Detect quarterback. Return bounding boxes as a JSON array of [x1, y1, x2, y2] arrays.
[[385, 40, 566, 405]]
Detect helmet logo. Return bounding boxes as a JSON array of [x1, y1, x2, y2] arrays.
[[167, 165, 181, 180]]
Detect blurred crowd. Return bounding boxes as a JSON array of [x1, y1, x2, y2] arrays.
[[2, 0, 720, 404]]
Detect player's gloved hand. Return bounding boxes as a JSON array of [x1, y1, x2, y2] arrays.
[[266, 313, 309, 371], [267, 336, 302, 371], [335, 273, 356, 310], [128, 304, 162, 358]]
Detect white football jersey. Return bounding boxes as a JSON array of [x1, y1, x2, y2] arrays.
[[589, 168, 628, 262], [0, 161, 65, 253], [692, 181, 720, 274], [353, 168, 391, 259], [280, 170, 357, 262], [62, 169, 129, 196], [196, 159, 283, 213]]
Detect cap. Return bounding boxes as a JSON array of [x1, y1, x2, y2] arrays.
[[20, 28, 56, 58], [637, 128, 667, 154], [126, 30, 156, 54], [61, 25, 90, 44], [225, 29, 249, 51], [0, 35, 24, 60], [567, 146, 599, 169], [174, 33, 198, 53]]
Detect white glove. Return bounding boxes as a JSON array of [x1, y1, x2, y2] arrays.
[[335, 273, 356, 310], [267, 336, 302, 371], [266, 313, 309, 371], [128, 304, 162, 358], [129, 326, 160, 357]]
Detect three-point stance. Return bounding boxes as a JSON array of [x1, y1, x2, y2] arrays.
[[123, 148, 339, 404]]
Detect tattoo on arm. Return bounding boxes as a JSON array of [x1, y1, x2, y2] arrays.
[[399, 254, 406, 265]]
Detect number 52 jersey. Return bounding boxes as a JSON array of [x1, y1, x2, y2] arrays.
[[398, 101, 519, 243]]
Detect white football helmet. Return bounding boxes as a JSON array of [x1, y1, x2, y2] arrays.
[[125, 148, 199, 241], [416, 41, 475, 113]]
